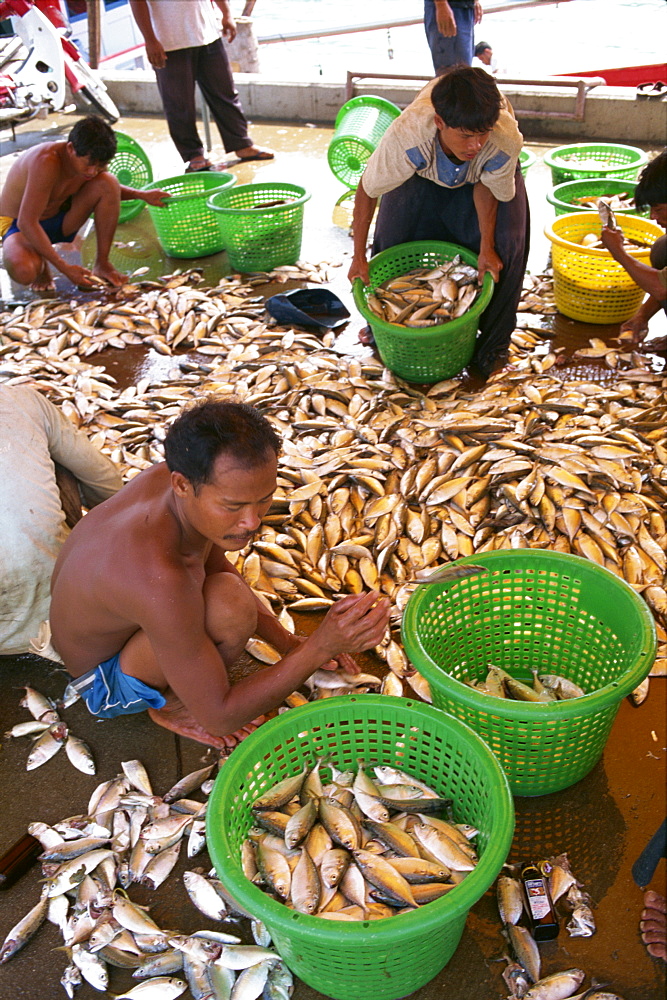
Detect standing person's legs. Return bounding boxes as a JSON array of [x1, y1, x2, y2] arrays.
[[195, 38, 251, 154], [155, 47, 204, 164], [424, 1, 474, 74]]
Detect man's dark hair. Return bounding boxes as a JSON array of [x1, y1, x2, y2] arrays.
[[68, 116, 117, 165], [431, 65, 501, 132], [164, 397, 281, 492], [474, 41, 492, 57], [634, 148, 667, 211]]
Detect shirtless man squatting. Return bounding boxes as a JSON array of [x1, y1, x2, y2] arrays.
[[49, 398, 392, 750], [0, 115, 167, 291]]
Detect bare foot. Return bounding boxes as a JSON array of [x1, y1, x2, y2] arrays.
[[31, 261, 55, 292], [148, 694, 266, 751], [93, 260, 126, 287], [641, 890, 667, 961]]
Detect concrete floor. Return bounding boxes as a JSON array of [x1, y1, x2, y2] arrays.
[[0, 112, 665, 1000]]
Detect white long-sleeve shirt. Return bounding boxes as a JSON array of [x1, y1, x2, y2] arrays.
[[0, 386, 122, 655]]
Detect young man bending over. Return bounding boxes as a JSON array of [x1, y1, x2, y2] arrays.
[[0, 115, 167, 291]]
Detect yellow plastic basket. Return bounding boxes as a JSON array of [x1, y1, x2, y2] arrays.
[[544, 212, 662, 324]]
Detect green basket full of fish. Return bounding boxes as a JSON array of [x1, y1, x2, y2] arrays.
[[547, 177, 650, 217], [207, 182, 310, 273], [206, 695, 514, 1000], [543, 142, 649, 187], [402, 551, 656, 797], [352, 241, 494, 383]]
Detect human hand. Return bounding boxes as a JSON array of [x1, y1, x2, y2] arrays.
[[620, 312, 650, 343], [320, 652, 362, 674], [221, 12, 237, 43], [474, 1, 483, 25], [477, 246, 503, 283], [435, 1, 457, 37], [316, 591, 390, 660], [145, 37, 167, 69], [63, 263, 104, 289], [348, 254, 370, 285], [600, 225, 625, 258], [143, 188, 171, 208]]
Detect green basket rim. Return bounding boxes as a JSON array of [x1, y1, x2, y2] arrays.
[[519, 148, 536, 167], [206, 694, 514, 939], [401, 551, 657, 720], [352, 240, 494, 339], [333, 95, 402, 129], [546, 177, 643, 212], [543, 142, 649, 174], [207, 182, 311, 215], [144, 172, 236, 204]]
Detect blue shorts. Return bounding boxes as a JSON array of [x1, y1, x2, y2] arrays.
[[70, 652, 167, 719], [2, 210, 78, 245]]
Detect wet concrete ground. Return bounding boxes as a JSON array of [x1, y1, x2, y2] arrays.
[[0, 112, 665, 1000]]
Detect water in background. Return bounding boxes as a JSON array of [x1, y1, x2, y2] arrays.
[[250, 0, 665, 82]]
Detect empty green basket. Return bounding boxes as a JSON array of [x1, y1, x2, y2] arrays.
[[207, 182, 310, 272], [402, 551, 656, 797], [206, 695, 514, 1000], [328, 95, 402, 188], [353, 240, 493, 384], [109, 131, 153, 224], [144, 172, 236, 258]]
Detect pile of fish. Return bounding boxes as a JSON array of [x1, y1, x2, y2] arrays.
[[498, 853, 600, 1000], [0, 265, 665, 713], [5, 685, 96, 774], [0, 758, 296, 999], [365, 258, 481, 328], [571, 192, 636, 213], [243, 759, 478, 918], [464, 666, 587, 702]]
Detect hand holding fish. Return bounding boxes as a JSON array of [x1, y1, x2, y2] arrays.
[[315, 591, 391, 661], [600, 225, 626, 259]]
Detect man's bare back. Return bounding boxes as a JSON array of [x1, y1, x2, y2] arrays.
[[1, 115, 168, 290], [0, 141, 93, 221], [50, 413, 391, 747]]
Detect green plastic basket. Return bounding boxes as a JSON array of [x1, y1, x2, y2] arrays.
[[144, 172, 236, 258], [207, 182, 310, 272], [206, 695, 514, 1000], [327, 95, 402, 189], [109, 131, 153, 224], [352, 241, 494, 384], [547, 177, 649, 217], [402, 551, 657, 797], [519, 148, 536, 177], [543, 142, 649, 186]]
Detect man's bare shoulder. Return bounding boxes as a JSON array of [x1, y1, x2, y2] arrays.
[[0, 142, 65, 216]]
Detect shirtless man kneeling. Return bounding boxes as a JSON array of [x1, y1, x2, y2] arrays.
[[49, 398, 391, 750], [0, 115, 167, 291]]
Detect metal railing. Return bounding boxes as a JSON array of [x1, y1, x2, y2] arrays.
[[256, 0, 574, 45], [345, 70, 606, 121]]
